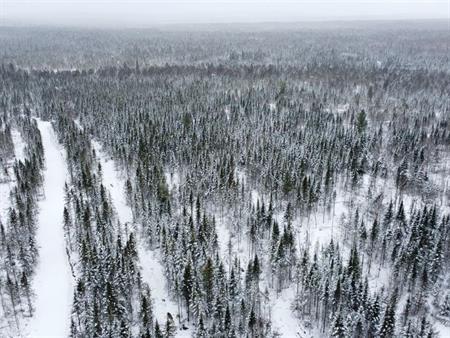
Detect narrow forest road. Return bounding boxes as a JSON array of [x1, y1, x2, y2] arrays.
[[27, 120, 73, 338]]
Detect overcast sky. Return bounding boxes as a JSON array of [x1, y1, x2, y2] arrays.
[[1, 0, 449, 27]]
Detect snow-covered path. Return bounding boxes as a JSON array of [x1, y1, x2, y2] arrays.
[[92, 141, 184, 334], [92, 141, 133, 225], [27, 120, 73, 338]]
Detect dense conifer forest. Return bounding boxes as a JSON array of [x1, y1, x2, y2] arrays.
[[0, 21, 449, 337]]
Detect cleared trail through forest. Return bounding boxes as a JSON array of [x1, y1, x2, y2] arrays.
[[27, 120, 73, 338], [92, 141, 186, 336]]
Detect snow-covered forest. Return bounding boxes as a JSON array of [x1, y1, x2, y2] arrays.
[[0, 21, 449, 337]]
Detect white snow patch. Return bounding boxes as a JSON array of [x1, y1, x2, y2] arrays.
[[271, 287, 307, 338], [11, 129, 26, 162], [137, 247, 181, 327], [251, 189, 263, 208], [215, 214, 231, 264], [434, 321, 450, 338], [224, 106, 230, 121], [0, 181, 13, 224], [73, 119, 83, 131], [336, 104, 349, 115], [235, 168, 247, 186], [164, 170, 181, 192]]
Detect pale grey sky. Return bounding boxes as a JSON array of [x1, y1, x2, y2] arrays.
[[1, 0, 449, 27]]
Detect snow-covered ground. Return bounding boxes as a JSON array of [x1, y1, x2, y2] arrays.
[[11, 129, 26, 162], [92, 141, 133, 226], [165, 169, 181, 193], [212, 170, 354, 337], [271, 287, 308, 338], [92, 141, 190, 337], [25, 120, 73, 338], [81, 139, 449, 338], [434, 319, 450, 338], [0, 128, 26, 225], [0, 129, 27, 337], [211, 193, 304, 336]]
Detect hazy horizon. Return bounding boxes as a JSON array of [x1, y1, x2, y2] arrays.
[[1, 0, 449, 28]]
